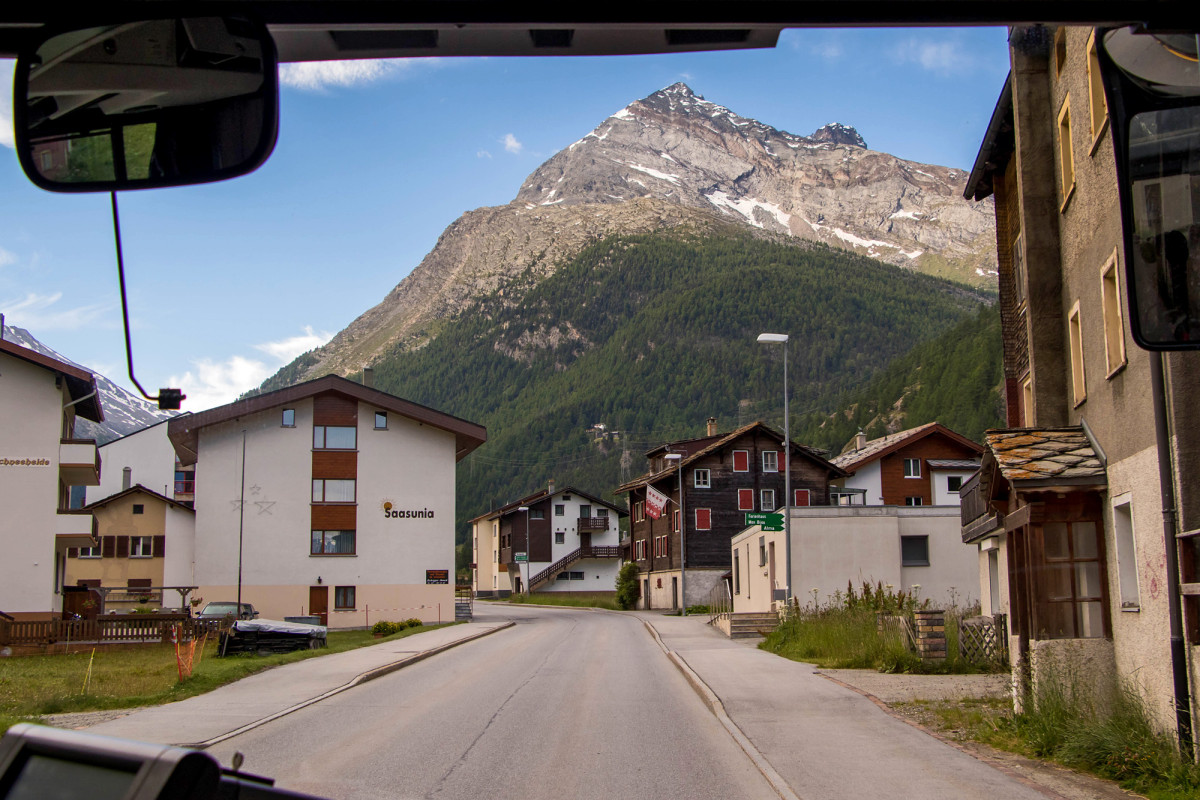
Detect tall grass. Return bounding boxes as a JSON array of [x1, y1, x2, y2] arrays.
[[501, 593, 620, 610]]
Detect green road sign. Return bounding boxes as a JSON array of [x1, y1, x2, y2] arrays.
[[515, 552, 528, 563], [760, 524, 784, 532], [745, 512, 784, 528]]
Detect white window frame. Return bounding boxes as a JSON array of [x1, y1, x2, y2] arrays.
[[737, 489, 754, 511], [732, 450, 750, 473], [903, 458, 921, 478], [129, 536, 153, 558], [313, 479, 356, 503], [693, 468, 711, 488], [1113, 496, 1141, 610], [695, 508, 711, 530], [760, 489, 775, 511], [762, 451, 779, 473]]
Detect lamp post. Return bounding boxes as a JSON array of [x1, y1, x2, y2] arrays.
[[757, 333, 792, 606], [664, 452, 685, 614], [518, 505, 530, 595]]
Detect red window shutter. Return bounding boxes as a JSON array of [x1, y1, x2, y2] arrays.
[[102, 536, 116, 558], [733, 450, 749, 472], [738, 489, 754, 510], [696, 509, 711, 530], [794, 489, 811, 507], [152, 535, 166, 557], [116, 536, 129, 558]]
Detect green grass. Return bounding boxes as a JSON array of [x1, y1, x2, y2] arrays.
[[0, 624, 454, 735], [498, 593, 620, 610]]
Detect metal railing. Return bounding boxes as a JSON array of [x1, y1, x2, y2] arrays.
[[708, 581, 732, 626], [527, 545, 622, 589]]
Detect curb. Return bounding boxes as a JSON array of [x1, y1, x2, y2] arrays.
[[640, 620, 802, 800], [185, 622, 514, 749]]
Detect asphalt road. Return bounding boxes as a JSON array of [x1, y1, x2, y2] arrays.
[[206, 604, 780, 800]]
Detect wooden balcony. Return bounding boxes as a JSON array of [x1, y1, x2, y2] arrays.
[[960, 471, 999, 543], [578, 516, 610, 531]]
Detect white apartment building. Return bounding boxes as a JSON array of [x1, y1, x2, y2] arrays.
[[167, 374, 485, 628], [0, 336, 103, 620]]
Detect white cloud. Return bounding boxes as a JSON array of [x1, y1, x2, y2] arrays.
[[892, 37, 970, 75], [0, 292, 113, 331], [169, 326, 333, 412], [254, 325, 333, 362], [278, 59, 413, 91], [0, 247, 16, 269], [1, 59, 14, 148], [477, 150, 493, 159], [503, 133, 523, 154]]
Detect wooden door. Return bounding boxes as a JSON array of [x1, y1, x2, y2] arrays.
[[309, 586, 329, 625]]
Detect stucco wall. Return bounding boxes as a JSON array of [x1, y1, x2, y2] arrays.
[[1028, 637, 1117, 714], [0, 354, 70, 614], [88, 422, 176, 504]]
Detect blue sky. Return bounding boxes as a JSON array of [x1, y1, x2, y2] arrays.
[[0, 27, 1010, 411]]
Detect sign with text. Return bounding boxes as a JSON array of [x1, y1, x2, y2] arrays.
[[514, 552, 528, 563], [745, 512, 784, 531], [645, 485, 669, 519], [426, 569, 450, 584]]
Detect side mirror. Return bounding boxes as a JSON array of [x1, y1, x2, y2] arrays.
[[1098, 27, 1200, 350], [14, 17, 278, 193]]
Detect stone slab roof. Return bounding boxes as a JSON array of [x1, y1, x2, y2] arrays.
[[984, 427, 1105, 483]]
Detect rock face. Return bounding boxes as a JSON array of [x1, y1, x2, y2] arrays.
[[278, 83, 995, 383]]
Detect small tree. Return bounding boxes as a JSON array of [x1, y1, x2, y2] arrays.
[[615, 562, 640, 610]]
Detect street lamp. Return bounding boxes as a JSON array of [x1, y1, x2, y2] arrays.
[[518, 506, 530, 595], [757, 332, 792, 607], [664, 452, 685, 615]]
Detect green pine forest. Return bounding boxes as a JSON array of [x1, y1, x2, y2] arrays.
[[267, 230, 1004, 558]]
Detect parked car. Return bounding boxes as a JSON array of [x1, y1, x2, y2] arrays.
[[196, 601, 259, 621]]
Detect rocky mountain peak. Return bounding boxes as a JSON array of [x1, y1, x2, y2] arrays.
[[810, 122, 867, 149]]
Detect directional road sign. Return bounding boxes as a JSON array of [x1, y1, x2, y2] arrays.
[[745, 512, 784, 530], [514, 552, 528, 563]]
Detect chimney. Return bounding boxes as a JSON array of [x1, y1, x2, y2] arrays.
[[122, 466, 132, 491], [362, 367, 375, 388], [706, 417, 718, 436], [854, 430, 867, 451], [548, 479, 556, 496]]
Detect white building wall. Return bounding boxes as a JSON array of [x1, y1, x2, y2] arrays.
[[838, 460, 882, 504], [931, 468, 976, 506], [0, 355, 69, 615], [539, 491, 622, 593], [162, 504, 196, 589], [88, 421, 176, 504]]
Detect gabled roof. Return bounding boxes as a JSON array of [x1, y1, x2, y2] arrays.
[[832, 422, 982, 473], [616, 420, 846, 494], [83, 483, 194, 513], [984, 427, 1105, 486], [965, 73, 1013, 202], [469, 484, 628, 524], [167, 374, 486, 465], [0, 337, 103, 422]]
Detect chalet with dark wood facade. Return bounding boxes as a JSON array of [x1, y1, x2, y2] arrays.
[[831, 422, 983, 507], [617, 420, 846, 610]]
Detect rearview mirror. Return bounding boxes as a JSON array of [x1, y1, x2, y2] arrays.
[[1099, 27, 1200, 350], [14, 17, 278, 192]]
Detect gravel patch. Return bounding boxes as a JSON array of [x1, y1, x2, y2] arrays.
[[816, 668, 1011, 703], [39, 708, 146, 730]]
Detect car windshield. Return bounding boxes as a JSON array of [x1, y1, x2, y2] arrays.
[[203, 604, 238, 614]]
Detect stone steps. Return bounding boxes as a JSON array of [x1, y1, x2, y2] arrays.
[[728, 612, 778, 639]]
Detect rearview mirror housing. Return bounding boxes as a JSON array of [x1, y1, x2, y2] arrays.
[[14, 16, 279, 193]]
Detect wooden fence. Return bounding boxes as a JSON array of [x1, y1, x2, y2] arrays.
[[0, 614, 225, 648]]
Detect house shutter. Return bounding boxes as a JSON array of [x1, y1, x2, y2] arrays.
[[695, 509, 711, 530], [67, 547, 79, 558], [737, 489, 754, 511], [152, 536, 166, 558], [116, 536, 129, 558], [733, 450, 749, 472], [102, 536, 116, 558], [794, 489, 811, 507]]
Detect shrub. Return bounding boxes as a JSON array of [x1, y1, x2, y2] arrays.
[[371, 621, 400, 636], [615, 562, 640, 610], [403, 618, 423, 629]]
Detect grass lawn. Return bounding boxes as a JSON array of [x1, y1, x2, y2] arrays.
[[0, 624, 453, 735]]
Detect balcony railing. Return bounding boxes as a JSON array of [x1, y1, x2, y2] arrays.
[[578, 516, 610, 531], [59, 438, 100, 486], [960, 471, 999, 542]]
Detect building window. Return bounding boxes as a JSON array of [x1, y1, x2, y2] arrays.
[[555, 504, 565, 516], [760, 489, 775, 511], [762, 451, 779, 473], [1086, 31, 1108, 145], [530, 508, 545, 520], [282, 408, 295, 427], [634, 501, 644, 522], [1013, 232, 1027, 308], [794, 489, 810, 507], [313, 479, 356, 503], [77, 545, 100, 559], [1101, 255, 1126, 376], [1054, 26, 1067, 76], [759, 536, 767, 566], [947, 476, 963, 493], [635, 540, 646, 560], [905, 497, 923, 507], [734, 549, 740, 594], [130, 536, 153, 558], [334, 586, 356, 610], [313, 425, 357, 450], [1021, 374, 1034, 426], [693, 469, 711, 488], [596, 508, 608, 518], [903, 458, 921, 478], [695, 508, 711, 530], [312, 530, 356, 555], [737, 489, 754, 511], [1041, 520, 1107, 638], [901, 535, 929, 566], [1113, 500, 1140, 610], [555, 531, 565, 544], [672, 509, 681, 533], [1069, 301, 1087, 406], [132, 504, 144, 514], [732, 450, 749, 472], [375, 411, 387, 429], [1058, 96, 1075, 207]]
